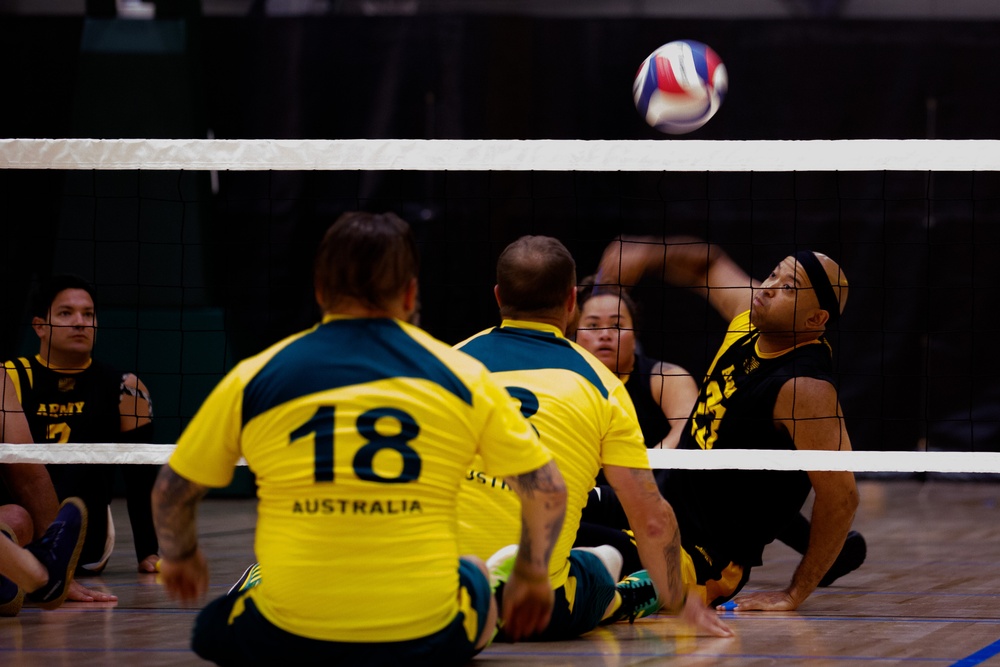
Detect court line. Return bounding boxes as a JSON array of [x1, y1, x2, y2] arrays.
[[949, 638, 1000, 667], [805, 591, 1000, 599], [15, 604, 998, 626], [746, 587, 1000, 600], [489, 648, 961, 663], [0, 648, 192, 654], [717, 615, 1000, 625], [16, 607, 199, 615], [0, 643, 985, 664]]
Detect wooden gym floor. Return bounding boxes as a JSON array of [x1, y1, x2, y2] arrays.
[[2, 478, 1000, 666]]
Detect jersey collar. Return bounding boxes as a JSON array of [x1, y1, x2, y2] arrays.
[[35, 354, 92, 372], [499, 319, 564, 338], [321, 313, 401, 324], [753, 337, 822, 359]]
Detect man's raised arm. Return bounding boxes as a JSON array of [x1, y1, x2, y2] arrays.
[[596, 235, 755, 323]]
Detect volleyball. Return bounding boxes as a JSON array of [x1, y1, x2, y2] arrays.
[[632, 40, 728, 134]]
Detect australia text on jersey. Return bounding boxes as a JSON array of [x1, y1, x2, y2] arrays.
[[291, 498, 423, 515]]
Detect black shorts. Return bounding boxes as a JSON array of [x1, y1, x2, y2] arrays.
[[578, 483, 750, 607], [191, 557, 492, 667], [495, 549, 616, 642]]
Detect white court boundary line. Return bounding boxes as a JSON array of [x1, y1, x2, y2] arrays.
[[4, 138, 1000, 172], [1, 443, 998, 473]]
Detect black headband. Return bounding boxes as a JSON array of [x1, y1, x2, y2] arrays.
[[794, 250, 840, 328]]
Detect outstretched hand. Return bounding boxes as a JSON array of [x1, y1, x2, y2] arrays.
[[500, 570, 554, 642], [680, 593, 734, 637], [158, 548, 209, 603], [67, 580, 118, 603], [717, 590, 798, 612]]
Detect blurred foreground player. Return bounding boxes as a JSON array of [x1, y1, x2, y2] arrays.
[[153, 211, 567, 666]]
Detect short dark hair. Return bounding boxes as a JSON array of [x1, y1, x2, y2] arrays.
[[496, 235, 576, 318], [313, 211, 419, 312], [30, 275, 97, 320], [576, 275, 641, 330]]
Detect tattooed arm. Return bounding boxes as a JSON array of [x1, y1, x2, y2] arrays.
[[151, 464, 210, 601], [606, 465, 732, 637], [499, 459, 567, 641]]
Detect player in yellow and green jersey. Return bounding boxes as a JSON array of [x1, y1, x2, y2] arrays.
[[456, 235, 732, 641], [151, 212, 568, 666]]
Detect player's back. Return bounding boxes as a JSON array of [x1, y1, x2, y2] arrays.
[[177, 316, 542, 642], [455, 320, 647, 587]]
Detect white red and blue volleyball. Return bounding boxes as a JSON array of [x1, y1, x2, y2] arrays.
[[632, 40, 728, 135]]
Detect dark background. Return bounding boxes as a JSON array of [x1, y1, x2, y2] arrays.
[[2, 8, 1000, 458]]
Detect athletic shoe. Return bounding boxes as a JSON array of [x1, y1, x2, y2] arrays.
[[818, 531, 867, 587], [0, 524, 25, 617], [485, 544, 519, 592], [604, 570, 660, 624], [78, 506, 114, 576], [228, 562, 263, 595], [25, 498, 88, 610]]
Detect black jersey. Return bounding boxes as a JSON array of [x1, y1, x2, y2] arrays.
[[4, 354, 160, 566], [624, 350, 671, 448], [658, 311, 836, 568], [5, 355, 123, 444]]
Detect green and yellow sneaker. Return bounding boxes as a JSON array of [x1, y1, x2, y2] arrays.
[[604, 569, 661, 624], [228, 562, 263, 595]]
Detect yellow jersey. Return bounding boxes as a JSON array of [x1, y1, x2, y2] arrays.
[[169, 315, 551, 642], [454, 320, 649, 589]]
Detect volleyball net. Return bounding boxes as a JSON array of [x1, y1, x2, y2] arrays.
[[2, 138, 1000, 475]]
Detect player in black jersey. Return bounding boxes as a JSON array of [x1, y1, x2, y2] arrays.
[[4, 275, 159, 577], [0, 370, 115, 608], [574, 278, 866, 588], [573, 280, 697, 451], [589, 236, 862, 612]]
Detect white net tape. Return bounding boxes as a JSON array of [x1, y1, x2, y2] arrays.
[[0, 444, 246, 467], [4, 138, 1000, 172], [1, 443, 997, 474]]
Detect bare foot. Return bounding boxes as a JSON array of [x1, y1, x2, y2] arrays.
[[138, 554, 160, 574]]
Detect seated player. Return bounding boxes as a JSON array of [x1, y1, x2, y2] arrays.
[[1, 498, 89, 616], [0, 370, 90, 616], [573, 278, 697, 451], [5, 274, 159, 575], [152, 212, 568, 666], [574, 279, 866, 587], [455, 235, 731, 640], [586, 235, 861, 611]]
